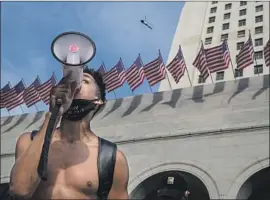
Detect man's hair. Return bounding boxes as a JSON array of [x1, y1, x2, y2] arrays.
[[83, 67, 106, 102], [83, 67, 106, 119]]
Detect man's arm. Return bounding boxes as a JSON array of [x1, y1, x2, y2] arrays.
[[9, 112, 53, 199], [108, 150, 129, 199]]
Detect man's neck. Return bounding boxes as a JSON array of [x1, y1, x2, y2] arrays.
[[59, 118, 95, 143]]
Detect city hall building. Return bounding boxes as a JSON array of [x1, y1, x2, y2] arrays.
[[1, 1, 269, 200]]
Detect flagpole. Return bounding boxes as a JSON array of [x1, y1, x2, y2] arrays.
[[8, 81, 25, 114], [159, 49, 172, 90], [102, 61, 117, 99], [4, 82, 11, 116], [201, 41, 214, 84], [120, 58, 134, 95], [180, 45, 192, 86], [249, 30, 259, 76], [53, 71, 58, 82], [139, 54, 153, 93], [22, 78, 39, 111], [225, 40, 236, 80], [18, 79, 26, 113]]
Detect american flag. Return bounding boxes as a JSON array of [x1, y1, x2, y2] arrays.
[[0, 83, 11, 109], [23, 77, 41, 107], [97, 63, 106, 76], [264, 39, 269, 67], [237, 33, 254, 70], [3, 80, 26, 111], [125, 54, 145, 91], [103, 58, 126, 92], [166, 45, 186, 84], [143, 51, 166, 86], [193, 44, 209, 80], [37, 74, 57, 105], [205, 40, 231, 73]]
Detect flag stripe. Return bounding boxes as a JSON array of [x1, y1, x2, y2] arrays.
[[0, 83, 11, 109], [144, 54, 165, 86], [264, 39, 270, 67], [3, 81, 25, 111], [126, 55, 145, 91], [193, 45, 209, 80], [205, 41, 231, 73], [23, 77, 41, 107], [167, 46, 186, 83], [237, 33, 254, 70], [37, 75, 57, 105], [103, 59, 126, 92]]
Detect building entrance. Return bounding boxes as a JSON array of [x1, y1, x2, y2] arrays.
[[237, 166, 270, 200], [130, 170, 210, 200]]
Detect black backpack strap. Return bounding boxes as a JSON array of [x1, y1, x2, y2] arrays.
[[30, 130, 39, 140], [97, 137, 117, 200]]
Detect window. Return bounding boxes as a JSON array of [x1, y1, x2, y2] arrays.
[[256, 5, 263, 12], [208, 16, 216, 23], [222, 23, 230, 30], [255, 26, 263, 34], [221, 33, 229, 41], [238, 19, 246, 27], [205, 37, 212, 45], [240, 1, 247, 6], [216, 71, 224, 81], [212, 1, 218, 4], [224, 13, 231, 20], [255, 15, 263, 23], [237, 42, 245, 50], [237, 30, 245, 38], [210, 7, 217, 13], [239, 9, 246, 16], [255, 38, 263, 46], [254, 65, 263, 74], [198, 75, 205, 83], [225, 3, 232, 10], [255, 51, 263, 60], [234, 69, 243, 77], [207, 26, 214, 34]]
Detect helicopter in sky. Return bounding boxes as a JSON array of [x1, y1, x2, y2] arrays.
[[140, 16, 153, 30]]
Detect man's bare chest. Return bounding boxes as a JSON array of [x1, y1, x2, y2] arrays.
[[34, 140, 99, 199]]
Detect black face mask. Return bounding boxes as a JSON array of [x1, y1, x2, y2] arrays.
[[62, 99, 99, 121]]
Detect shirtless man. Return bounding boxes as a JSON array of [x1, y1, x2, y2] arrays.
[[9, 68, 129, 199]]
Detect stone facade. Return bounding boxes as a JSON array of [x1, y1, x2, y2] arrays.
[[1, 74, 269, 199]]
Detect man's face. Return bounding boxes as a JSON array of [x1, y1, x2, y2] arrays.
[[74, 73, 98, 100]]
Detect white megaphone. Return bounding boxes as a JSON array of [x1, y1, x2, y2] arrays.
[[38, 32, 96, 182], [51, 31, 96, 90]]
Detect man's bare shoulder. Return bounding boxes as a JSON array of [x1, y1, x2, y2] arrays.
[[15, 132, 32, 158], [115, 149, 128, 166], [16, 132, 32, 145], [114, 149, 129, 181], [108, 149, 129, 199]]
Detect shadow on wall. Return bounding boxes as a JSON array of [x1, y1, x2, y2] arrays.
[[1, 111, 44, 135], [252, 75, 269, 100], [1, 75, 269, 134], [228, 78, 249, 104]]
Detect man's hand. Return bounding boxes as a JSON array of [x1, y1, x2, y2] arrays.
[[108, 150, 129, 199], [49, 72, 78, 116]]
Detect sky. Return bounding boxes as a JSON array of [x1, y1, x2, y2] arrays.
[[1, 1, 184, 117]]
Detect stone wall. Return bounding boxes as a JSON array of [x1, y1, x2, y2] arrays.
[[1, 74, 269, 199]]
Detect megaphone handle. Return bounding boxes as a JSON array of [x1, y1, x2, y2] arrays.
[[37, 101, 61, 181]]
